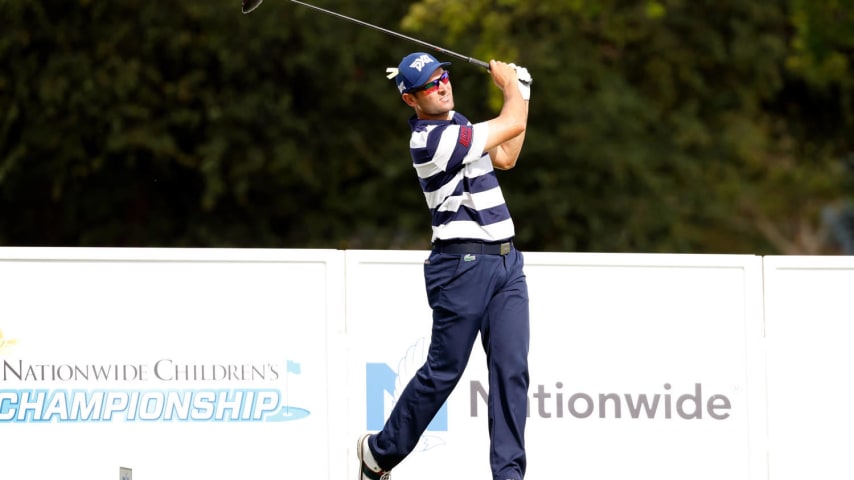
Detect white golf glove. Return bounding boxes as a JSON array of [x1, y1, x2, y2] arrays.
[[509, 63, 532, 101]]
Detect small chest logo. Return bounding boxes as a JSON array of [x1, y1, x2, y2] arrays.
[[458, 126, 473, 148]]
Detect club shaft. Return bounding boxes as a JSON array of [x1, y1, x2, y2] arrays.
[[289, 0, 490, 70]]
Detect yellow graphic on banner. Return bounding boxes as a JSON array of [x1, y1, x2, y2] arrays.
[[0, 328, 18, 354]]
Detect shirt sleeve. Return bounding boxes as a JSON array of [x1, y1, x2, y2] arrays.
[[411, 122, 490, 178]]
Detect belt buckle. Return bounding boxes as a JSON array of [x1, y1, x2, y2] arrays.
[[500, 242, 511, 255]]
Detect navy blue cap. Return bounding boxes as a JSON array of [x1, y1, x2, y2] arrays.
[[395, 52, 451, 94]]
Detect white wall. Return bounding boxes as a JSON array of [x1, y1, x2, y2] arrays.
[[763, 256, 854, 480], [0, 248, 346, 480], [345, 251, 765, 480], [0, 248, 850, 480]]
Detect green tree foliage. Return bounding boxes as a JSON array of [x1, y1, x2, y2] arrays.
[[1, 0, 852, 253], [0, 0, 426, 248], [403, 0, 852, 253]]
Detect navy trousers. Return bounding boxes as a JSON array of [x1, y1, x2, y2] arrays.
[[371, 246, 530, 480]]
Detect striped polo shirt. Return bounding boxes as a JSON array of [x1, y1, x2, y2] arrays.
[[409, 111, 515, 243]]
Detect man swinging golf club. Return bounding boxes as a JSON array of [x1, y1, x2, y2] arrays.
[[357, 52, 533, 480], [241, 1, 533, 476]]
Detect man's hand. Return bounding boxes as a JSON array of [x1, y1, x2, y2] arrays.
[[489, 60, 520, 94], [509, 64, 532, 101], [485, 60, 529, 170]]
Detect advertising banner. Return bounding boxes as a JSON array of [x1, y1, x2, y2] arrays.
[[345, 251, 766, 480], [0, 248, 345, 480], [763, 256, 854, 480], [0, 247, 789, 480]]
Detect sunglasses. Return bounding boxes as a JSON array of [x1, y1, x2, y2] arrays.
[[413, 71, 449, 95]]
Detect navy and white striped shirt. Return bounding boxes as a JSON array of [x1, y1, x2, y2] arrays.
[[409, 111, 515, 243]]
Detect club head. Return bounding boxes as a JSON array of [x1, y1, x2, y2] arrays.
[[242, 0, 264, 14]]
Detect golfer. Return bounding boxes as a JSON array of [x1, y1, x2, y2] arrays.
[[357, 51, 532, 480]]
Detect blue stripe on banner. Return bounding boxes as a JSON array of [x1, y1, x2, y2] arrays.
[[432, 204, 512, 227]]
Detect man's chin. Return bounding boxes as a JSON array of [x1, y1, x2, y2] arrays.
[[420, 109, 452, 121], [434, 101, 454, 114]]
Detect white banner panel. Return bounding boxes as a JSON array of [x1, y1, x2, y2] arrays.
[[0, 248, 346, 480], [763, 256, 854, 480], [345, 251, 766, 480]]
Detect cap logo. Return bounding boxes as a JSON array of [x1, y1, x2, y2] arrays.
[[409, 54, 435, 72]]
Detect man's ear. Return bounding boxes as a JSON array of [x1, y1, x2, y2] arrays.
[[402, 93, 417, 107]]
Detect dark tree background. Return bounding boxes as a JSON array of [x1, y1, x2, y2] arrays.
[[2, 0, 853, 253]]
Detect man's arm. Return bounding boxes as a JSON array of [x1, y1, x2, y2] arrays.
[[482, 60, 530, 170], [489, 102, 528, 170]]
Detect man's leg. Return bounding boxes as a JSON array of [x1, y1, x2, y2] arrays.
[[482, 249, 530, 480], [370, 251, 489, 469]]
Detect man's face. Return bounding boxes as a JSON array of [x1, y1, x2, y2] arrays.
[[404, 68, 454, 120]]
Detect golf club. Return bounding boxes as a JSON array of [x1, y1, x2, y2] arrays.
[[241, 0, 491, 70]]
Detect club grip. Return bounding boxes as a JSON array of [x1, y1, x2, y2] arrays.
[[469, 58, 491, 70]]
